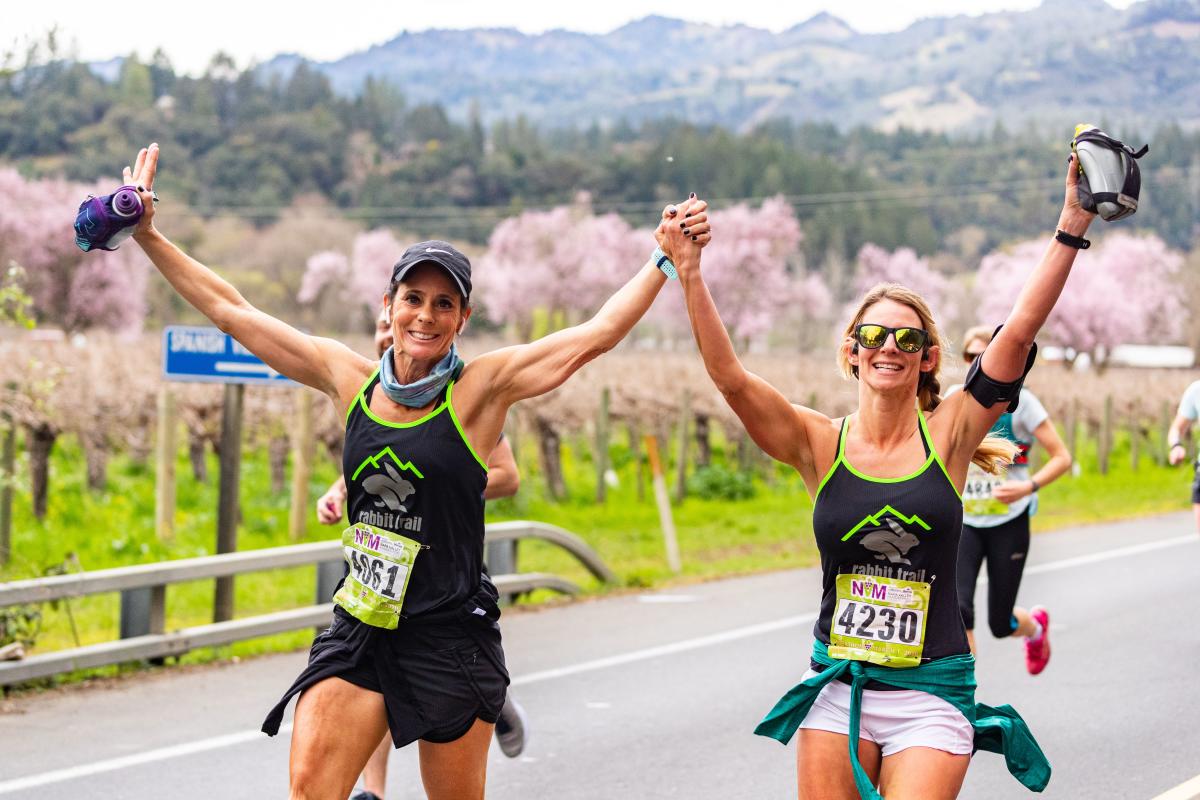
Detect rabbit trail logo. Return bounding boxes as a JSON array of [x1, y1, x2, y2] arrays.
[[841, 505, 930, 567], [364, 462, 416, 511], [352, 448, 424, 532]]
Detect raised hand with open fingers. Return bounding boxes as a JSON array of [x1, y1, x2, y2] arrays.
[[124, 143, 161, 235]]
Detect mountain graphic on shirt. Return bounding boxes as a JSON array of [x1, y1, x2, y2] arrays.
[[841, 505, 930, 566], [352, 447, 424, 513]]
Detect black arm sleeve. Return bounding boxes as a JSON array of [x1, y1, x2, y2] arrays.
[[964, 326, 1038, 412]]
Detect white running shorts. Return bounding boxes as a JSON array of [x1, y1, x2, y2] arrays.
[[796, 669, 974, 757]]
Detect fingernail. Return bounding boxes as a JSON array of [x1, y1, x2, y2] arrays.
[[680, 222, 686, 229], [137, 185, 145, 192], [692, 235, 698, 241], [683, 228, 690, 236], [690, 192, 696, 199]]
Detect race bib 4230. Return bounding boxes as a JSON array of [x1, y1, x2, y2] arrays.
[[332, 523, 422, 629], [829, 573, 931, 667]]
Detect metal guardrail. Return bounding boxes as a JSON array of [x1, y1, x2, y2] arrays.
[[0, 521, 612, 686]]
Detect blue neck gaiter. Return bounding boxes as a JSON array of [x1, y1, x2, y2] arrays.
[[378, 344, 463, 408]]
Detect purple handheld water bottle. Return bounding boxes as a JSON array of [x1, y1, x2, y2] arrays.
[[74, 185, 145, 252]]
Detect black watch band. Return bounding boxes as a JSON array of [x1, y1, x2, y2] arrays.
[[1055, 229, 1090, 249]]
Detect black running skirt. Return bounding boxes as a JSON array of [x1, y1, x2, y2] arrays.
[[263, 601, 508, 747]]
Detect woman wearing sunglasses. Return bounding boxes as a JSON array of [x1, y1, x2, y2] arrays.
[[671, 154, 1094, 799], [951, 325, 1072, 675]]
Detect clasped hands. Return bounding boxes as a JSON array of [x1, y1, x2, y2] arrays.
[[656, 194, 711, 276]]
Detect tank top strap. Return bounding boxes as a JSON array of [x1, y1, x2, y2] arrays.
[[916, 407, 933, 458], [815, 417, 850, 500], [917, 408, 961, 499], [444, 379, 489, 472], [345, 367, 382, 425]]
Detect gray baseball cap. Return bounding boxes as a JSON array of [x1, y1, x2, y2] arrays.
[[390, 240, 472, 301]]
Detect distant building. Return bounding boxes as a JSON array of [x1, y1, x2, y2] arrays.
[[1040, 345, 1195, 370]]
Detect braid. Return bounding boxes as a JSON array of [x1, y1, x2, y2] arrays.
[[918, 370, 942, 412]]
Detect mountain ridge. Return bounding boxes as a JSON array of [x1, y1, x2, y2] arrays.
[[242, 1, 1198, 133]]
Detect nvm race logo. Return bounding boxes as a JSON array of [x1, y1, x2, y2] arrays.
[[842, 505, 929, 566], [352, 447, 425, 531]]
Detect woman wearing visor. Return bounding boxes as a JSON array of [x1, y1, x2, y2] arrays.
[[669, 154, 1095, 798], [120, 142, 710, 800]]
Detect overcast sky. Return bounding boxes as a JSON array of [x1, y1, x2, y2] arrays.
[[7, 0, 1135, 76]]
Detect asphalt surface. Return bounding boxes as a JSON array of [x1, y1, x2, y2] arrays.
[[1, 513, 1198, 799]]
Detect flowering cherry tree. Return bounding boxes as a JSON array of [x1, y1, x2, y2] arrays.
[[853, 244, 949, 308], [976, 232, 1184, 367], [0, 168, 149, 334], [475, 201, 645, 340], [299, 228, 405, 321], [653, 196, 808, 349]]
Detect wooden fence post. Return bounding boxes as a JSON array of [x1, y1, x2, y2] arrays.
[[1128, 404, 1140, 473], [645, 435, 681, 574], [155, 385, 177, 542], [0, 382, 11, 565], [694, 413, 711, 468], [673, 390, 691, 503], [1064, 400, 1078, 465], [535, 416, 567, 501], [628, 419, 645, 503], [1157, 399, 1172, 466], [1098, 395, 1113, 476], [214, 383, 244, 623], [595, 387, 610, 504], [288, 389, 315, 541], [0, 423, 12, 567]]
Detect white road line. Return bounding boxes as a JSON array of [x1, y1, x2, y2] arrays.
[[1023, 534, 1196, 576], [1150, 773, 1200, 800], [0, 726, 292, 794], [510, 613, 817, 687], [1, 533, 1195, 794]]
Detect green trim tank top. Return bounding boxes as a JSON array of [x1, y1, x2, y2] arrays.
[[340, 369, 490, 619], [811, 411, 969, 665]]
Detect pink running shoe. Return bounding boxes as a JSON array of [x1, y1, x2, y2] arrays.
[[1024, 606, 1051, 675]]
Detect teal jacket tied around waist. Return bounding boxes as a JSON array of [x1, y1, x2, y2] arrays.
[[754, 641, 1051, 800]]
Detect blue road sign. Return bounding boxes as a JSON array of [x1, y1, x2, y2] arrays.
[[162, 325, 297, 386]]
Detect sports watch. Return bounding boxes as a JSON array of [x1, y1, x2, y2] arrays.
[[652, 247, 678, 280]]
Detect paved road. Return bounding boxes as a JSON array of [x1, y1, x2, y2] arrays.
[[1, 513, 1198, 799]]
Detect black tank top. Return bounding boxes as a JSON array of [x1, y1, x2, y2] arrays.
[[811, 410, 969, 662], [341, 370, 490, 618]]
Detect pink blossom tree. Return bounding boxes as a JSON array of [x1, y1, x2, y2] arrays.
[[652, 196, 807, 350], [976, 232, 1185, 367], [0, 168, 149, 334], [853, 244, 949, 306], [299, 228, 404, 327], [475, 200, 645, 341]]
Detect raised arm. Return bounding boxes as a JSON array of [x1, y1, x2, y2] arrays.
[[127, 144, 369, 406], [672, 216, 830, 488], [946, 153, 1098, 458], [982, 155, 1095, 382]]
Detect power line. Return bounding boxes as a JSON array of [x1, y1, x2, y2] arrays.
[[159, 168, 1199, 222]]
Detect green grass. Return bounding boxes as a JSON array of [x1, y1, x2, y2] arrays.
[[0, 425, 1189, 689]]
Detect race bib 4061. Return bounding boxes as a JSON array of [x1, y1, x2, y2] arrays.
[[332, 523, 422, 629]]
